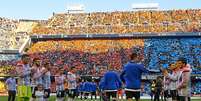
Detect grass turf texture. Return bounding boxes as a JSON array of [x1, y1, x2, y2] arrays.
[[0, 96, 201, 101]]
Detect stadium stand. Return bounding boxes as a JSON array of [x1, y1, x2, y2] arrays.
[[32, 9, 201, 34], [0, 17, 18, 49], [144, 38, 201, 70], [26, 37, 201, 75], [27, 39, 144, 75], [0, 59, 16, 76], [0, 9, 201, 95], [0, 18, 29, 50]]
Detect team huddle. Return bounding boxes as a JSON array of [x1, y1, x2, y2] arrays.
[[5, 53, 191, 101]]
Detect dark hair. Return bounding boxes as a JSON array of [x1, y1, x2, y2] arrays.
[[33, 58, 40, 62], [130, 53, 138, 60], [37, 84, 44, 88], [43, 62, 49, 67], [32, 58, 40, 67], [168, 64, 172, 66], [70, 66, 75, 70], [178, 57, 187, 65], [33, 62, 40, 67], [21, 54, 29, 59]]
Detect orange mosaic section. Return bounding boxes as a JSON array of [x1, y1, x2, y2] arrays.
[[28, 39, 144, 54]]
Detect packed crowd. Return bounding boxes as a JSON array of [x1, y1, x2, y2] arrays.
[[144, 38, 201, 70], [1, 37, 200, 76], [27, 37, 201, 71], [191, 80, 201, 95], [27, 39, 144, 76], [0, 17, 18, 49], [0, 17, 29, 50], [32, 9, 201, 34], [0, 17, 18, 31], [1, 9, 201, 49], [0, 61, 15, 76], [0, 54, 20, 61], [28, 39, 144, 53]]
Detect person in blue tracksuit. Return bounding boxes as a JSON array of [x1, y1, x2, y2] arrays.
[[83, 80, 92, 99], [83, 80, 97, 100], [120, 52, 149, 101], [100, 66, 122, 101], [90, 80, 97, 100], [78, 79, 85, 100]]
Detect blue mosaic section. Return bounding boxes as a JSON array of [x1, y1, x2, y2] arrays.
[[144, 38, 201, 71], [0, 54, 20, 61]]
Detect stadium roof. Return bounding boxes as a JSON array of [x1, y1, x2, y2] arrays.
[[132, 3, 159, 9]]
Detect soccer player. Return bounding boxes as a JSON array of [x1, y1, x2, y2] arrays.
[[120, 53, 149, 101], [16, 54, 32, 101], [99, 65, 122, 101], [32, 58, 43, 100], [32, 58, 43, 85], [55, 69, 66, 101], [164, 63, 182, 101], [90, 80, 97, 100], [78, 79, 84, 100], [6, 72, 17, 101], [42, 62, 51, 101], [176, 58, 192, 101], [67, 67, 77, 101], [82, 79, 92, 100]]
